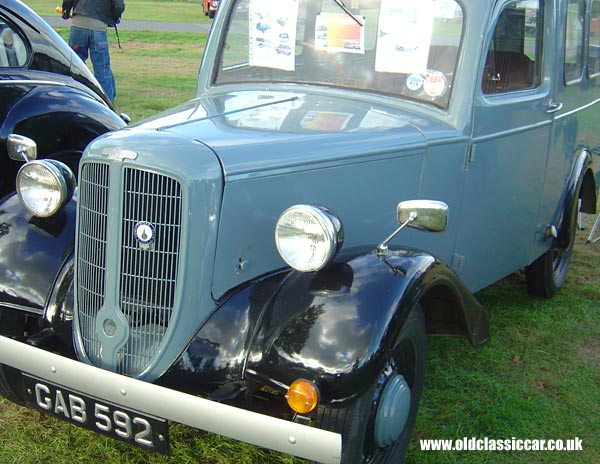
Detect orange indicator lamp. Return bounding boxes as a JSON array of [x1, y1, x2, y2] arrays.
[[285, 379, 319, 414]]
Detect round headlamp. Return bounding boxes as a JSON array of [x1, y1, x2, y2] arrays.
[[275, 205, 343, 272], [16, 160, 75, 217]]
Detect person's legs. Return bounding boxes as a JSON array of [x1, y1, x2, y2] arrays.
[[68, 26, 89, 63], [89, 30, 116, 102]]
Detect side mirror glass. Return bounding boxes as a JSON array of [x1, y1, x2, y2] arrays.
[[397, 200, 448, 232], [377, 200, 449, 256], [7, 134, 37, 162]]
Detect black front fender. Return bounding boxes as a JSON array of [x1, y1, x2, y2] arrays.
[[0, 194, 75, 314], [245, 249, 489, 404], [161, 249, 489, 403]]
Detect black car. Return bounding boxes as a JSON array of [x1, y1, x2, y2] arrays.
[[0, 0, 127, 199]]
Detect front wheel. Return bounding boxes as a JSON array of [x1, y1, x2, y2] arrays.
[[316, 305, 427, 463]]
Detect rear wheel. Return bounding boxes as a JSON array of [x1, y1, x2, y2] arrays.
[[525, 244, 574, 298], [0, 308, 27, 404], [525, 192, 580, 298], [316, 305, 426, 463]]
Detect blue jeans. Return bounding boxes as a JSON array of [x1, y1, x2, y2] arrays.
[[69, 27, 116, 102]]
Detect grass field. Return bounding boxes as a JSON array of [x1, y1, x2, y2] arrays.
[[22, 0, 210, 121], [94, 29, 206, 121], [3, 3, 600, 464], [23, 0, 210, 23], [47, 28, 207, 122]]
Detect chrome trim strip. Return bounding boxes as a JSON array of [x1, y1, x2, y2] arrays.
[[554, 97, 600, 119], [0, 336, 342, 464], [0, 79, 67, 87], [0, 302, 44, 315]]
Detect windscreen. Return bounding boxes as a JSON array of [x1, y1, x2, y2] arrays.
[[215, 0, 464, 108]]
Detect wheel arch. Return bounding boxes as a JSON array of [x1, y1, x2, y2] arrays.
[[557, 149, 595, 248], [245, 248, 490, 404], [0, 84, 125, 197], [579, 165, 597, 214], [419, 279, 488, 346], [1, 84, 125, 155]]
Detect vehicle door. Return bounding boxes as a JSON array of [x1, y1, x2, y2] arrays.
[[0, 14, 30, 198], [535, 0, 600, 257], [454, 0, 554, 291]]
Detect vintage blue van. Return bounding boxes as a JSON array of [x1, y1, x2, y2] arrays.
[[0, 0, 598, 463]]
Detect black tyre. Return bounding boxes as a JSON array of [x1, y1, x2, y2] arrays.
[[525, 195, 580, 298], [316, 305, 427, 463], [0, 308, 27, 404]]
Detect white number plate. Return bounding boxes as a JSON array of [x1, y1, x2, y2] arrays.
[[23, 375, 169, 454]]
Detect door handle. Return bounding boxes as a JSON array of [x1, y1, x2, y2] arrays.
[[546, 101, 563, 113]]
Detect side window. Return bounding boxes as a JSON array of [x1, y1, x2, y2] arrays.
[[482, 0, 542, 94], [564, 0, 585, 83], [0, 19, 28, 68], [588, 0, 600, 77]]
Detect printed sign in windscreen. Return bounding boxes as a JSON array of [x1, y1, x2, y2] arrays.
[[375, 0, 434, 74], [249, 0, 299, 71], [315, 13, 366, 54]]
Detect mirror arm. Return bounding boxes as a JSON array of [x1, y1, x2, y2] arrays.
[[16, 146, 31, 163], [376, 211, 417, 256]]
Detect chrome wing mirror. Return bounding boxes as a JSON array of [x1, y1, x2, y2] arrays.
[[7, 134, 37, 162], [377, 200, 448, 256]]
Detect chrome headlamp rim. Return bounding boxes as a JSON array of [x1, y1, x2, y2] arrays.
[[275, 204, 344, 272], [16, 159, 74, 218]]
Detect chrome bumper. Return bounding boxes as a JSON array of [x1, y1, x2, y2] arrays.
[[0, 336, 342, 464]]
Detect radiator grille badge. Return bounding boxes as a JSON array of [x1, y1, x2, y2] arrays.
[[134, 221, 155, 248]]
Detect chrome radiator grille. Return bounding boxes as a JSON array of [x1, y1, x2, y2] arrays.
[[77, 163, 110, 367], [119, 168, 182, 375], [77, 163, 183, 377]]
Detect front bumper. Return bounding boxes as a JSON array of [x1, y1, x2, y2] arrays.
[[0, 336, 341, 464]]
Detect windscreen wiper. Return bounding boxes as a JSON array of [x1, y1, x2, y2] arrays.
[[332, 0, 364, 27]]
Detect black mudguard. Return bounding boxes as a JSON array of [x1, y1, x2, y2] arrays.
[[0, 194, 76, 315], [163, 249, 489, 404], [0, 83, 125, 155], [557, 150, 596, 249], [0, 83, 126, 198], [245, 249, 488, 403]]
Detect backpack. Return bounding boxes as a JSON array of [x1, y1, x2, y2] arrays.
[[109, 0, 125, 26]]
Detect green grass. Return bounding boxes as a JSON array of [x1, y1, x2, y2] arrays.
[[51, 27, 205, 121], [25, 0, 210, 121], [406, 218, 600, 464], [109, 30, 205, 120], [22, 0, 210, 24], [4, 3, 600, 463]]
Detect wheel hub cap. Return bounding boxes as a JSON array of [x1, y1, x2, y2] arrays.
[[374, 373, 411, 448]]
